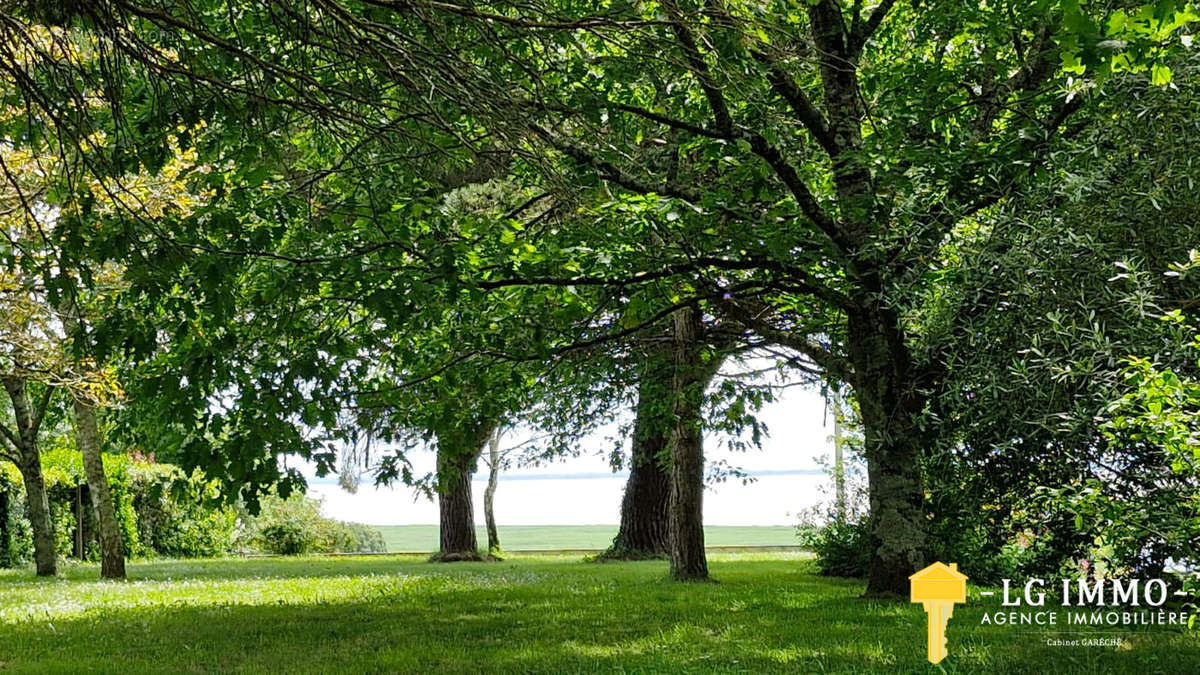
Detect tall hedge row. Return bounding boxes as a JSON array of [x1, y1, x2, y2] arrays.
[[0, 450, 385, 566], [0, 448, 237, 566]]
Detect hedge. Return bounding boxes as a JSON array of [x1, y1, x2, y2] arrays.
[[0, 447, 237, 565], [0, 449, 385, 566]]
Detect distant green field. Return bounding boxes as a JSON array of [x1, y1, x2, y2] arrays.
[[374, 524, 799, 552]]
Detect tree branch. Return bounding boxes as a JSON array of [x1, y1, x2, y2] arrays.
[[850, 0, 899, 55], [0, 423, 20, 457], [477, 255, 853, 310], [29, 384, 53, 440], [662, 0, 734, 135], [534, 126, 703, 204], [713, 295, 852, 382], [752, 51, 840, 156]]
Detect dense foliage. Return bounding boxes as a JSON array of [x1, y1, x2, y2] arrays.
[[0, 448, 235, 564], [236, 494, 385, 556], [917, 63, 1200, 582], [2, 0, 1199, 594], [0, 450, 384, 564]]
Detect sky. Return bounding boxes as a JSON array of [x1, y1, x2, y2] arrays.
[[304, 363, 842, 527]]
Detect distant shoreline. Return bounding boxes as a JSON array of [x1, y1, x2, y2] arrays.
[[308, 468, 825, 485]]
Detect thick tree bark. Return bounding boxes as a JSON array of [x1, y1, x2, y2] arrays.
[[847, 305, 928, 596], [0, 484, 9, 567], [2, 377, 56, 577], [483, 428, 501, 554], [436, 448, 479, 560], [433, 422, 493, 562], [72, 396, 126, 579], [603, 353, 672, 559], [20, 458, 56, 576], [668, 306, 716, 581]]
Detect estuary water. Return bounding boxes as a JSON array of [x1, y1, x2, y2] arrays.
[[307, 470, 831, 527]]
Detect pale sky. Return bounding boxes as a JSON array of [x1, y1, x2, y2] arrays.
[[305, 360, 839, 526]]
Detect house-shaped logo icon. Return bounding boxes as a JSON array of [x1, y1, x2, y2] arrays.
[[910, 562, 968, 664]]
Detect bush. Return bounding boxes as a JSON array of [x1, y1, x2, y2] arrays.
[[130, 464, 237, 558], [237, 493, 385, 555], [1, 451, 381, 565], [812, 520, 872, 578], [258, 522, 311, 555], [793, 523, 820, 549], [0, 468, 29, 567]]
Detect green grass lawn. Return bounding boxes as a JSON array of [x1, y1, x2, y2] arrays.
[[374, 524, 800, 552], [1, 553, 1196, 673]]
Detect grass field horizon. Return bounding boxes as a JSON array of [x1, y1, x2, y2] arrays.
[[373, 524, 801, 552], [2, 553, 1194, 673]]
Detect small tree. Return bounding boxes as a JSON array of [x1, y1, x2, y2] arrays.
[[0, 25, 209, 577]]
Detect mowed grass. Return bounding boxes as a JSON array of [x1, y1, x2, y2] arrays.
[[374, 524, 800, 552], [1, 554, 1197, 674]]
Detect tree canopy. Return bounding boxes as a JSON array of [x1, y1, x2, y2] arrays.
[[1, 0, 1198, 592]]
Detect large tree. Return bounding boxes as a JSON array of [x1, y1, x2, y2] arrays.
[[13, 0, 1198, 593], [603, 347, 674, 559], [921, 64, 1200, 580]]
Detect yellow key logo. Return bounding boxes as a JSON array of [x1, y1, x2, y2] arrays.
[[910, 562, 968, 664]]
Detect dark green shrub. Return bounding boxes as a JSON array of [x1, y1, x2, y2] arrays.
[[238, 494, 385, 555], [0, 469, 22, 567], [130, 465, 237, 558], [0, 450, 237, 566], [259, 522, 311, 555], [813, 520, 872, 578], [0, 469, 33, 566]]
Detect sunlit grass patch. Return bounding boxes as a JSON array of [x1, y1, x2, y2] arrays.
[[0, 553, 1196, 673]]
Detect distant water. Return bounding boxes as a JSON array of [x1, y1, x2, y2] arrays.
[[307, 470, 830, 527]]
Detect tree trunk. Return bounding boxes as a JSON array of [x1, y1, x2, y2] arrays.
[[483, 428, 501, 554], [604, 353, 672, 559], [832, 388, 847, 523], [668, 306, 716, 581], [19, 459, 56, 576], [436, 448, 479, 560], [433, 423, 492, 562], [0, 479, 10, 568], [72, 396, 126, 579], [847, 306, 928, 597], [2, 377, 56, 577], [74, 484, 84, 559]]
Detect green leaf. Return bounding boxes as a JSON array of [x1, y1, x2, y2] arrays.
[[1151, 63, 1173, 85]]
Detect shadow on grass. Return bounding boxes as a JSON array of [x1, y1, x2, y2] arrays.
[[0, 554, 522, 586], [0, 556, 1195, 674]]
